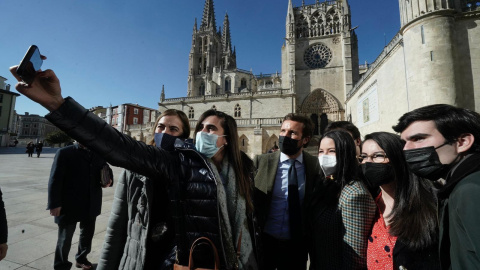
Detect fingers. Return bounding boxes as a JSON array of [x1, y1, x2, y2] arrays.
[[9, 66, 21, 81]]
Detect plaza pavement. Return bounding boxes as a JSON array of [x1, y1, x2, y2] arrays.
[[0, 146, 124, 270]]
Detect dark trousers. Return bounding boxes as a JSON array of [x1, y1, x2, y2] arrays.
[[54, 217, 96, 270], [263, 233, 307, 270]]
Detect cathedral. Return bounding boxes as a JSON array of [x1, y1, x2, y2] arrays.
[[154, 0, 480, 157]]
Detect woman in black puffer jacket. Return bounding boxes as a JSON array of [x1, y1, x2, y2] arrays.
[[47, 100, 262, 270]]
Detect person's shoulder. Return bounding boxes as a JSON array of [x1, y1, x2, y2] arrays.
[[451, 170, 480, 199]]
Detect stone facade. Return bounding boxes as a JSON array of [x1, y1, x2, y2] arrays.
[[158, 0, 479, 157], [346, 0, 480, 135]]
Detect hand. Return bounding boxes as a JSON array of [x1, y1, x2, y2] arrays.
[[0, 243, 8, 261], [49, 207, 62, 216], [9, 56, 65, 112]]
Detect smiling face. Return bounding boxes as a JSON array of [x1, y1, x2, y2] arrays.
[[400, 120, 459, 164], [155, 115, 184, 137], [318, 137, 336, 157], [360, 140, 390, 164]]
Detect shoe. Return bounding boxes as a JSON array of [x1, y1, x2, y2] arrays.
[[75, 260, 93, 270]]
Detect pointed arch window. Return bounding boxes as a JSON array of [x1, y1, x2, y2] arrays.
[[234, 104, 241, 118], [188, 107, 195, 119], [240, 79, 247, 90], [225, 77, 231, 93], [199, 82, 205, 96]]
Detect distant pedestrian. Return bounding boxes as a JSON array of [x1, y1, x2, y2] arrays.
[[26, 142, 34, 157], [0, 187, 8, 261], [48, 143, 112, 270], [36, 141, 44, 158], [14, 139, 18, 147]]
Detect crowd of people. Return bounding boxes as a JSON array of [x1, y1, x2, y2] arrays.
[[3, 60, 480, 270]]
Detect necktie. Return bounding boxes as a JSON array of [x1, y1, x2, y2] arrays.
[[288, 159, 302, 240]]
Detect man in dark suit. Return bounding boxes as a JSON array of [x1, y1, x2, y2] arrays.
[[254, 113, 322, 270], [393, 104, 480, 270], [47, 143, 111, 270]]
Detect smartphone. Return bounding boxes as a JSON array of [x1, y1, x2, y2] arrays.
[[16, 45, 43, 85]]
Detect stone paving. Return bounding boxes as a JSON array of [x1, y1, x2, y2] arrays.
[[0, 146, 123, 270]]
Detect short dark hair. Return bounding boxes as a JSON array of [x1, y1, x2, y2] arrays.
[[283, 113, 314, 139], [393, 104, 480, 152], [325, 121, 361, 140]]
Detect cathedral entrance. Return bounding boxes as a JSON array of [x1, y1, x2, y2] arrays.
[[298, 89, 344, 136]]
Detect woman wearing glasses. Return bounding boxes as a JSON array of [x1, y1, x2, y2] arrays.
[[360, 132, 440, 269], [307, 130, 376, 269]]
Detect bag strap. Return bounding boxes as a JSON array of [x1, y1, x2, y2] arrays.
[[188, 237, 220, 270], [236, 229, 242, 264]]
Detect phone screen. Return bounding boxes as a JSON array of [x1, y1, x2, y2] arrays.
[[17, 45, 43, 85]]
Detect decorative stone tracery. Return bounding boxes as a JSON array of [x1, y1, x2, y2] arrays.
[[299, 89, 344, 121]]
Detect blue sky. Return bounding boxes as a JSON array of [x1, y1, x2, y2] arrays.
[[1, 0, 399, 116]]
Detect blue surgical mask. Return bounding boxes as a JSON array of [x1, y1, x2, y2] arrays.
[[195, 131, 226, 158]]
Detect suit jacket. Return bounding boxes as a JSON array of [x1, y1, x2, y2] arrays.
[[47, 144, 106, 224], [438, 153, 480, 270], [253, 150, 322, 234], [0, 188, 7, 244]]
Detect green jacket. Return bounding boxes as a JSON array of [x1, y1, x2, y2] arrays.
[[439, 153, 480, 270]]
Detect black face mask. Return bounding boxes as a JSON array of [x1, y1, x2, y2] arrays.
[[361, 163, 396, 188], [279, 136, 302, 156], [154, 133, 179, 151], [404, 143, 452, 181]]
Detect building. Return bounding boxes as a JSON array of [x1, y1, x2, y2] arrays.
[[105, 103, 159, 143], [159, 0, 480, 157], [16, 112, 60, 145], [0, 76, 20, 147], [346, 0, 480, 135]]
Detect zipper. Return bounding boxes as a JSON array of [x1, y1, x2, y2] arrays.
[[180, 148, 229, 269]]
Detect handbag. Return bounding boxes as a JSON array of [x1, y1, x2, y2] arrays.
[[100, 164, 113, 187], [174, 237, 220, 270]]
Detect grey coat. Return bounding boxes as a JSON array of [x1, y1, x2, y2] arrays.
[[97, 169, 173, 270]]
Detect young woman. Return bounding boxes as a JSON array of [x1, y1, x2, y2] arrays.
[[360, 132, 440, 269], [97, 109, 190, 270], [308, 130, 376, 269]]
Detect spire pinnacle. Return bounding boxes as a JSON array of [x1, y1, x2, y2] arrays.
[[200, 0, 216, 31]]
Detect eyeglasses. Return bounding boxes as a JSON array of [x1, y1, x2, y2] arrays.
[[357, 153, 388, 163]]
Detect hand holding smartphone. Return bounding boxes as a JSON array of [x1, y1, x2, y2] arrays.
[[16, 45, 43, 85]]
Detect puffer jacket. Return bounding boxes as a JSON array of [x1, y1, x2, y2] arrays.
[[46, 97, 262, 269]]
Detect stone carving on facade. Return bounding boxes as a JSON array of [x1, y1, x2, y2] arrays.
[[299, 89, 344, 121]]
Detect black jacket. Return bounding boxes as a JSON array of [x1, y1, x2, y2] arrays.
[[393, 239, 441, 270], [46, 97, 262, 269], [438, 153, 480, 270], [47, 144, 106, 224], [0, 188, 7, 244]]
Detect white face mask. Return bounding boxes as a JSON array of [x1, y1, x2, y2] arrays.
[[318, 155, 337, 177]]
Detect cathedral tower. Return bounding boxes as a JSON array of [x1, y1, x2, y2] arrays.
[[188, 0, 238, 97], [281, 0, 360, 122], [399, 0, 460, 108]]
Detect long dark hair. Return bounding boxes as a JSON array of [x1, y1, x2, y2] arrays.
[[195, 109, 254, 213], [321, 130, 358, 188], [363, 132, 438, 250]]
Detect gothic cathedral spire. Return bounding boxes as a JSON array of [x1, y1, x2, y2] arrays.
[[200, 0, 216, 31]]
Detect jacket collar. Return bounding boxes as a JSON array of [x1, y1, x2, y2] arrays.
[[438, 152, 480, 199]]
